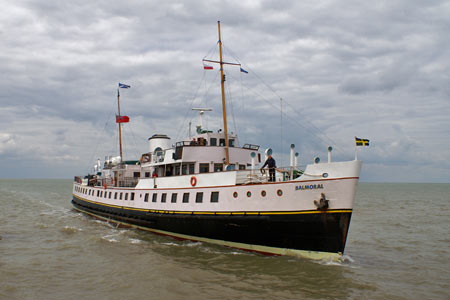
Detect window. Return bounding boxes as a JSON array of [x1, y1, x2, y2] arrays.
[[131, 192, 135, 201], [214, 164, 223, 172], [104, 192, 107, 198], [182, 193, 189, 203], [200, 163, 209, 173], [152, 193, 157, 202], [161, 193, 167, 203], [120, 192, 123, 200], [219, 138, 225, 146], [114, 192, 118, 199], [239, 164, 246, 170], [144, 193, 149, 202], [175, 165, 180, 176], [210, 192, 219, 203], [171, 193, 177, 203], [145, 172, 150, 178], [229, 139, 235, 147], [133, 172, 140, 178], [97, 190, 100, 197], [182, 164, 187, 175], [196, 192, 203, 203], [210, 138, 217, 146], [189, 163, 195, 174], [125, 193, 128, 200]]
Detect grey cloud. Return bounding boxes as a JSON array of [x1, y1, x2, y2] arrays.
[[1, 0, 449, 181]]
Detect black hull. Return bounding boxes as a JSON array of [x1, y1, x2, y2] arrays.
[[72, 195, 352, 256]]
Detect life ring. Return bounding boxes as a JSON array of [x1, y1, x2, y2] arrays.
[[103, 183, 107, 189], [190, 176, 197, 186]]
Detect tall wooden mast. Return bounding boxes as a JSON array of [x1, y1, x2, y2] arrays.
[[117, 88, 123, 162], [217, 21, 230, 166]]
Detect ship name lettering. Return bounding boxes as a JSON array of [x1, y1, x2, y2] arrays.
[[295, 184, 324, 191]]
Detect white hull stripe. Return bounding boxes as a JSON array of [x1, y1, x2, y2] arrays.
[[73, 194, 352, 215]]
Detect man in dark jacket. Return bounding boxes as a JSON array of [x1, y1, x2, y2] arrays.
[[261, 155, 276, 182]]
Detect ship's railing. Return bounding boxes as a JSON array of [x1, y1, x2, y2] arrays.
[[118, 177, 139, 188], [235, 167, 304, 184]]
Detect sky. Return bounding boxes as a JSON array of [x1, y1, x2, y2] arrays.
[[1, 0, 449, 182]]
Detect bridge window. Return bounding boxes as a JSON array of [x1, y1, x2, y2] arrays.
[[131, 192, 135, 201], [152, 193, 157, 202], [214, 164, 223, 172], [171, 193, 177, 203], [161, 193, 167, 203], [144, 193, 149, 202], [200, 163, 209, 173], [125, 193, 128, 200], [210, 138, 217, 146]]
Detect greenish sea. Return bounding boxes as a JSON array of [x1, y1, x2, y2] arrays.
[[0, 180, 448, 299]]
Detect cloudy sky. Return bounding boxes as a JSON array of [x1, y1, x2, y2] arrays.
[[1, 0, 449, 182]]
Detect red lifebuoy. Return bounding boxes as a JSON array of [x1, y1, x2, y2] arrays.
[[103, 183, 107, 189], [190, 176, 197, 186]]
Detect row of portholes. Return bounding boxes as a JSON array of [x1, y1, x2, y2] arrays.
[[233, 189, 283, 198]]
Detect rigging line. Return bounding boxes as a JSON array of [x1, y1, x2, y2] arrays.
[[239, 67, 247, 143], [202, 41, 219, 61], [239, 80, 337, 150], [223, 45, 284, 100], [224, 69, 238, 136], [221, 46, 347, 156], [281, 100, 344, 153], [197, 69, 220, 129], [280, 98, 283, 167], [224, 58, 346, 154], [174, 71, 207, 142], [85, 99, 116, 173], [124, 123, 142, 160]]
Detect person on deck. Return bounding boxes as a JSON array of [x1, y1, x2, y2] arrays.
[[261, 155, 276, 182]]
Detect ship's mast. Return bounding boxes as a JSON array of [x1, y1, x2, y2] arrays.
[[117, 89, 123, 162], [217, 21, 230, 166]]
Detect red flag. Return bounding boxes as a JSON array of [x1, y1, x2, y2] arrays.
[[116, 115, 130, 123], [203, 64, 213, 70]]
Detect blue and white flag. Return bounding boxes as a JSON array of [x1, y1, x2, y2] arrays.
[[118, 83, 131, 89], [240, 68, 248, 74]]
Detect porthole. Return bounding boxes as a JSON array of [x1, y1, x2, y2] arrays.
[[233, 192, 238, 198], [247, 191, 252, 197], [261, 190, 266, 197], [277, 189, 283, 197]]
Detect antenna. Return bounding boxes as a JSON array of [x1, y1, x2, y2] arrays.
[[192, 108, 212, 131]]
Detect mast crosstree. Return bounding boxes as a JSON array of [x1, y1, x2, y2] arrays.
[[202, 20, 244, 167]]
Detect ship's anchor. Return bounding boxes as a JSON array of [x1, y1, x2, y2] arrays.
[[314, 193, 329, 210]]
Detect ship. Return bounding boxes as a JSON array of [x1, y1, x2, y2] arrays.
[[71, 22, 362, 260]]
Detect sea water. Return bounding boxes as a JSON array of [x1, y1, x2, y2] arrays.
[[0, 179, 448, 299]]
